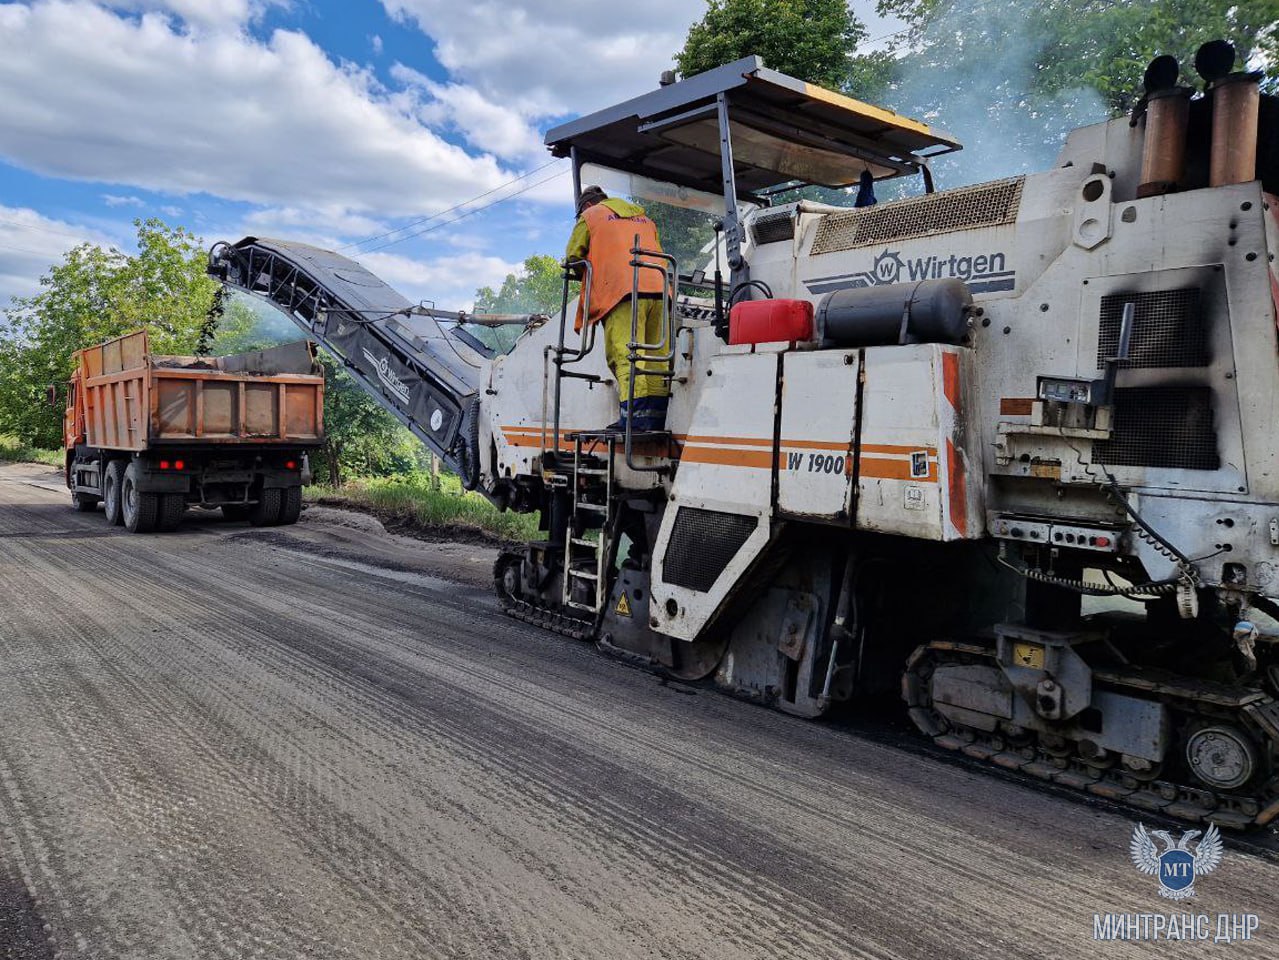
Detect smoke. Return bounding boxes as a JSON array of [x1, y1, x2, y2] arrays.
[[881, 0, 1110, 188], [205, 290, 307, 354], [234, 294, 300, 342]]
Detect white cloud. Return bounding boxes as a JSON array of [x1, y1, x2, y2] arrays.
[[381, 0, 701, 119], [0, 205, 119, 304], [159, 204, 184, 217], [370, 33, 383, 55], [241, 204, 388, 241], [102, 193, 145, 207], [393, 64, 544, 162], [108, 0, 282, 28], [356, 249, 521, 310], [0, 1, 518, 223]]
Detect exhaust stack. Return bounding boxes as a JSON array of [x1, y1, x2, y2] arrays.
[[1196, 41, 1262, 187], [1137, 56, 1192, 198]]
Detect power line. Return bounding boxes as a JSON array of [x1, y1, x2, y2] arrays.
[[341, 159, 565, 252], [0, 215, 97, 242], [865, 25, 911, 45], [357, 166, 569, 255], [0, 239, 70, 258]]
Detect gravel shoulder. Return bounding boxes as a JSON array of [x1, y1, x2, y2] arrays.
[[0, 462, 1275, 959]]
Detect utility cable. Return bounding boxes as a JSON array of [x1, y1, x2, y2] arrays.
[[355, 166, 569, 254], [340, 159, 565, 252]]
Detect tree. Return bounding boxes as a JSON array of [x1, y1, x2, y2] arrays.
[[471, 254, 572, 353], [0, 218, 253, 448], [311, 354, 423, 487], [873, 0, 1279, 184], [643, 201, 720, 275], [676, 0, 867, 88], [881, 0, 1279, 112], [474, 254, 566, 316]]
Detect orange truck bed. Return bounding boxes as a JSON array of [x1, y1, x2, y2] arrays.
[[63, 330, 325, 533], [70, 330, 323, 450]]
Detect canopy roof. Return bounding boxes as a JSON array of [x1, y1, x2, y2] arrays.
[[544, 56, 961, 195]]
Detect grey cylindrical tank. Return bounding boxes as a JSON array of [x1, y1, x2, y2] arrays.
[[816, 278, 973, 347]]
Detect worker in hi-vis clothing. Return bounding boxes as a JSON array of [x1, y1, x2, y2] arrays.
[[566, 186, 670, 433]]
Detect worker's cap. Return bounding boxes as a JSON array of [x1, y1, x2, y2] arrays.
[[576, 185, 607, 216]]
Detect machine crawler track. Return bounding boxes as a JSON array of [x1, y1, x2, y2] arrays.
[[496, 548, 1279, 830], [496, 566, 1279, 829], [494, 552, 595, 642], [903, 640, 1279, 829]]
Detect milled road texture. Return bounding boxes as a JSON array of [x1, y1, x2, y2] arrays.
[[0, 463, 1275, 959]]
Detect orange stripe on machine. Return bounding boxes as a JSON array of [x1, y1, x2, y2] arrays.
[[502, 426, 938, 480]]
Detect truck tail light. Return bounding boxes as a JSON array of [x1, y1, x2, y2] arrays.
[[159, 460, 170, 470], [285, 459, 297, 470], [175, 459, 185, 471]]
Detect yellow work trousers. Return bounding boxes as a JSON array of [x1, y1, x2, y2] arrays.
[[601, 296, 670, 404]]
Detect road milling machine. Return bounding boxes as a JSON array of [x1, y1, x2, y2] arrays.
[[210, 46, 1279, 827]]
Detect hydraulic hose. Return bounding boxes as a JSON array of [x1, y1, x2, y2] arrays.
[[458, 398, 482, 491]]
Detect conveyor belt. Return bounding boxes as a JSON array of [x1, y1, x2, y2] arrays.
[[208, 237, 485, 486]]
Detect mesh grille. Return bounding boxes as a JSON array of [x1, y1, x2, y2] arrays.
[[662, 507, 758, 593], [1096, 288, 1208, 369], [750, 211, 796, 245], [811, 177, 1024, 254], [1094, 387, 1220, 471]]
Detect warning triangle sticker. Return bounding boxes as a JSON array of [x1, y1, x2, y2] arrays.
[[615, 592, 631, 617]]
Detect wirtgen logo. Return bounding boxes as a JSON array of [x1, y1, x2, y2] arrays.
[[804, 247, 1015, 295], [362, 348, 410, 404]]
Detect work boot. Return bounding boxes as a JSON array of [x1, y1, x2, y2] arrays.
[[630, 396, 668, 433]]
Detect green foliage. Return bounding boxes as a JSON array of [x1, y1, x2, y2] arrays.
[[471, 253, 568, 353], [312, 353, 428, 487], [643, 201, 719, 274], [872, 0, 1279, 184], [474, 254, 566, 316], [676, 0, 867, 88], [0, 434, 62, 467], [0, 218, 242, 448], [879, 0, 1279, 112], [309, 471, 541, 542]]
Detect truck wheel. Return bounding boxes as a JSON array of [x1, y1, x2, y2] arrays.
[[121, 462, 159, 533], [157, 494, 186, 532], [249, 488, 282, 527], [221, 504, 250, 521], [277, 486, 302, 526], [102, 460, 126, 526], [72, 492, 99, 512]]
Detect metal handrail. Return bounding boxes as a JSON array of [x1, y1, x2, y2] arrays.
[[547, 259, 598, 462], [624, 239, 680, 474]]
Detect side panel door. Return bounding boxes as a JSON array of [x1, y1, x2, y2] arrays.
[[775, 349, 860, 521]]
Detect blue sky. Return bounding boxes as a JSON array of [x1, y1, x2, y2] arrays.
[[0, 0, 899, 310]]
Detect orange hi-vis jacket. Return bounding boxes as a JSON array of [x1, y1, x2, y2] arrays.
[[574, 201, 666, 331]]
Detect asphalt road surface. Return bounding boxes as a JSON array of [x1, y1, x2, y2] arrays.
[[1, 462, 1276, 960]]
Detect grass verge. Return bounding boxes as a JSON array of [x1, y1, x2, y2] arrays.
[[0, 435, 62, 467], [307, 472, 540, 544]]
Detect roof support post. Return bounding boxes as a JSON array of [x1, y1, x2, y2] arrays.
[[716, 93, 749, 293], [570, 145, 582, 209]]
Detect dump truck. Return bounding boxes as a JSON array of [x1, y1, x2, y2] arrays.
[[62, 330, 325, 532]]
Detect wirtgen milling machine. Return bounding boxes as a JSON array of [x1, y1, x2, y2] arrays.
[[210, 45, 1279, 827]]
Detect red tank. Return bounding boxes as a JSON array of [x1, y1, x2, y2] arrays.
[[728, 298, 814, 345]]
